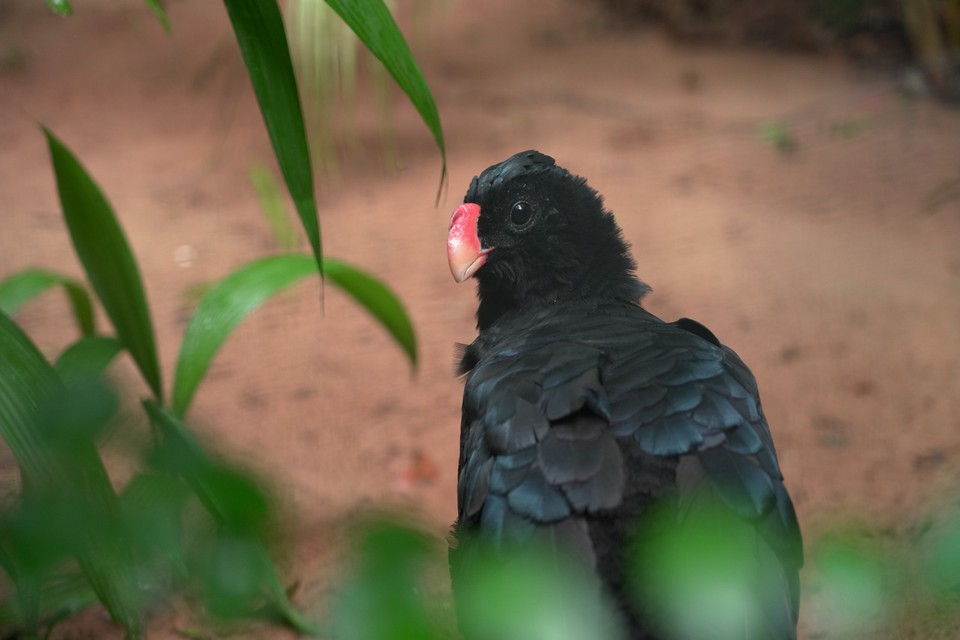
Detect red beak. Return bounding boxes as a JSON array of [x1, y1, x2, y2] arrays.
[[447, 203, 491, 282]]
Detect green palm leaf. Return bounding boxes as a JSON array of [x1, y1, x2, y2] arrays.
[[0, 268, 95, 337], [172, 254, 416, 417], [143, 0, 170, 33], [325, 258, 416, 369], [222, 0, 322, 269], [45, 128, 163, 401], [322, 0, 446, 194], [44, 0, 72, 16], [143, 401, 318, 634], [171, 255, 317, 416], [55, 335, 124, 384], [0, 312, 143, 636]]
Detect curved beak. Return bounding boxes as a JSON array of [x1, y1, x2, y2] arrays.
[[447, 203, 491, 283]]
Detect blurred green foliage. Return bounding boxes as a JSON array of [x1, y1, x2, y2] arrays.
[[332, 520, 452, 640], [249, 164, 303, 253], [5, 0, 442, 637], [453, 538, 622, 640], [223, 0, 325, 269], [926, 512, 960, 597], [285, 0, 448, 185], [328, 506, 960, 640], [332, 519, 623, 640], [0, 127, 417, 637], [758, 120, 799, 155], [631, 500, 774, 640], [286, 0, 372, 179], [830, 116, 873, 138], [807, 532, 893, 635], [0, 269, 95, 336], [326, 506, 960, 640], [43, 0, 169, 27]]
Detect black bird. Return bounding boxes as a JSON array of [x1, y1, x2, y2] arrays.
[[446, 151, 802, 639]]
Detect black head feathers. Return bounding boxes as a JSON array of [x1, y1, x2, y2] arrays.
[[452, 151, 649, 331], [465, 150, 560, 204], [448, 150, 649, 331]]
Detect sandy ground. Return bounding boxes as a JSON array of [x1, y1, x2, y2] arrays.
[[2, 0, 960, 638]]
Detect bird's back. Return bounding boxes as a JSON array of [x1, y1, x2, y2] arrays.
[[452, 301, 802, 640]]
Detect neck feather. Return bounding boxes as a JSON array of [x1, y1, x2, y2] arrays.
[[474, 246, 648, 331]]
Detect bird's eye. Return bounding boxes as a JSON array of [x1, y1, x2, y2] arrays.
[[510, 201, 533, 227]]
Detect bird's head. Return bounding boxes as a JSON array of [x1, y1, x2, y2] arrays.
[[447, 150, 648, 330]]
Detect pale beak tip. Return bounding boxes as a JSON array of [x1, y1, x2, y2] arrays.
[[450, 251, 488, 283]]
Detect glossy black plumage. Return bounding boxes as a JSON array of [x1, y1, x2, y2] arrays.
[[449, 151, 802, 640]]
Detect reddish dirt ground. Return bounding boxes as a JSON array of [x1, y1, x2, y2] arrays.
[[2, 0, 960, 638]]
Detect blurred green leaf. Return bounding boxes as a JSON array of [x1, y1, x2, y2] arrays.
[[171, 255, 316, 416], [4, 489, 98, 581], [179, 279, 215, 308], [120, 473, 192, 587], [222, 0, 322, 270], [143, 0, 171, 33], [757, 120, 798, 155], [0, 310, 68, 485], [45, 127, 163, 401], [145, 401, 271, 534], [35, 376, 118, 447], [143, 401, 228, 518], [38, 387, 144, 638], [249, 163, 302, 252], [0, 313, 69, 634], [285, 0, 361, 180], [44, 0, 73, 17], [43, 0, 167, 24], [925, 512, 960, 597], [0, 504, 44, 632], [54, 335, 124, 384], [334, 520, 447, 640], [142, 400, 317, 633], [322, 0, 446, 196], [630, 497, 769, 640], [453, 534, 619, 640], [121, 474, 192, 540], [0, 570, 97, 632], [0, 311, 143, 636], [197, 532, 271, 619], [0, 268, 95, 337], [325, 258, 417, 370], [173, 254, 415, 417], [809, 536, 891, 636]]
